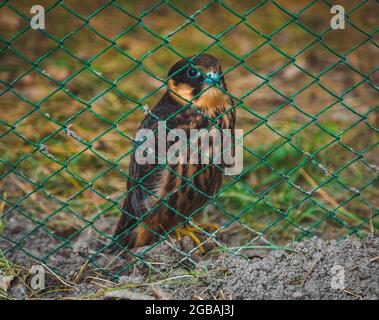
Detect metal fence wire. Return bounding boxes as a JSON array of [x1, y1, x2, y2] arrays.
[[0, 0, 378, 279]]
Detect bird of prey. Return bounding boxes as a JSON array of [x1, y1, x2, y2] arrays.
[[112, 54, 236, 252]]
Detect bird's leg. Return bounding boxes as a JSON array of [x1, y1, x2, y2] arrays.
[[174, 223, 220, 253]]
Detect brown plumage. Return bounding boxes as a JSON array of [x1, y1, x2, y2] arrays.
[[112, 54, 236, 249]]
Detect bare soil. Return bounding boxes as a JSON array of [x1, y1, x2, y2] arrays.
[[0, 214, 377, 300]]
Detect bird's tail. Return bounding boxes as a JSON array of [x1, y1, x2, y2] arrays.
[[108, 195, 154, 254], [107, 195, 137, 253]]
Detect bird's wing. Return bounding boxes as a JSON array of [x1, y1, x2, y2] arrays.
[[125, 95, 181, 218], [126, 116, 161, 217]]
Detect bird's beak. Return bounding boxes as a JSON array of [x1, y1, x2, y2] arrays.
[[203, 71, 220, 85]]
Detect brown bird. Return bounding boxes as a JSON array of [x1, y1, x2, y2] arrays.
[[112, 53, 236, 252]]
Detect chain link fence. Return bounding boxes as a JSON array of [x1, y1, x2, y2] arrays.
[[0, 0, 378, 279]]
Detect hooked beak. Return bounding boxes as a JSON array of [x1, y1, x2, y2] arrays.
[[203, 71, 220, 85]]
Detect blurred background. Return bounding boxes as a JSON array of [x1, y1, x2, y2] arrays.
[[0, 0, 378, 251]]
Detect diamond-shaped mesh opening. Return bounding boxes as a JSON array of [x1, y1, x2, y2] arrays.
[[92, 128, 133, 162], [270, 22, 316, 57], [12, 29, 58, 61], [67, 149, 112, 181], [0, 91, 33, 123], [17, 152, 62, 184], [319, 63, 366, 96], [317, 141, 357, 173], [38, 48, 84, 82], [0, 209, 41, 243], [39, 5, 83, 39], [227, 64, 264, 98], [343, 81, 379, 111], [115, 107, 145, 135], [43, 170, 87, 201], [0, 47, 34, 82], [340, 196, 377, 224], [322, 22, 369, 56], [67, 109, 111, 142], [340, 120, 376, 153], [12, 70, 60, 104], [363, 145, 379, 168], [220, 23, 266, 56], [117, 67, 163, 103], [360, 180, 379, 210], [91, 47, 137, 82], [348, 0, 378, 33], [316, 103, 363, 135], [265, 179, 307, 211], [290, 161, 331, 194], [19, 227, 68, 261], [0, 131, 35, 163], [346, 41, 378, 74], [41, 130, 86, 162], [195, 2, 242, 36], [307, 214, 348, 240], [39, 90, 86, 124], [68, 188, 113, 220], [265, 143, 305, 175], [18, 188, 62, 219], [297, 42, 341, 76], [287, 198, 329, 231], [0, 5, 28, 40], [14, 111, 60, 145], [293, 82, 338, 115], [338, 160, 377, 190], [169, 23, 215, 54], [292, 122, 335, 153], [296, 1, 331, 35], [312, 179, 359, 220], [89, 4, 137, 40], [245, 123, 287, 157], [245, 1, 290, 36], [92, 167, 127, 198], [62, 25, 110, 61], [91, 90, 138, 124], [268, 104, 309, 136], [270, 64, 315, 96], [65, 69, 111, 103], [244, 43, 290, 76], [115, 24, 163, 59], [0, 174, 34, 205], [141, 2, 188, 38], [141, 46, 183, 79], [243, 84, 287, 117]]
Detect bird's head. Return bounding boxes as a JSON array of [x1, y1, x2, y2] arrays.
[[167, 54, 229, 110]]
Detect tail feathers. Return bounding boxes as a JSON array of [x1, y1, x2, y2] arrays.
[[108, 196, 138, 252], [108, 194, 158, 254]]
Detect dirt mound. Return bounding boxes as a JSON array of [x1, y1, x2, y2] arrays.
[[159, 236, 378, 299]]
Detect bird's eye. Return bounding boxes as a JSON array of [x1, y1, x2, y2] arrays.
[[187, 68, 200, 79]]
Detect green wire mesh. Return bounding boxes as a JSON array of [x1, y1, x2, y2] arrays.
[[0, 0, 378, 278]]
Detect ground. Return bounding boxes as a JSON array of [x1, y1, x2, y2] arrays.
[[0, 213, 377, 300]]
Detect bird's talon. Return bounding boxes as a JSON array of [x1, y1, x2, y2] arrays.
[[174, 223, 220, 253]]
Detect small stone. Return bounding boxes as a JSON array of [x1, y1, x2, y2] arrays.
[[291, 291, 303, 299]]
